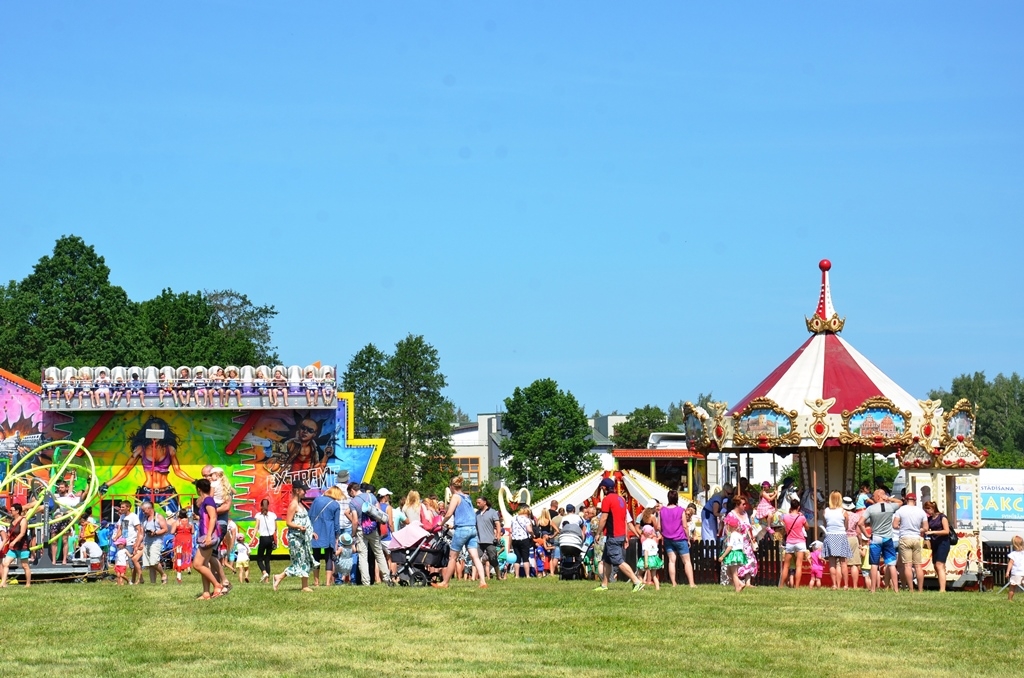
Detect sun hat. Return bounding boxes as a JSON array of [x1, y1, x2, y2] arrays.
[[377, 488, 393, 497], [842, 496, 855, 510], [114, 538, 127, 547], [340, 533, 352, 546], [641, 524, 656, 536]]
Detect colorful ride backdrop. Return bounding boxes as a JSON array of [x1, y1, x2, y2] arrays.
[[1, 368, 383, 552]]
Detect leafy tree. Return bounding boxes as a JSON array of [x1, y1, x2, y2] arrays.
[[342, 344, 390, 437], [501, 378, 597, 491], [453, 407, 472, 425], [930, 371, 1024, 467], [342, 335, 457, 498], [0, 236, 154, 378], [611, 404, 670, 449], [204, 289, 280, 365]]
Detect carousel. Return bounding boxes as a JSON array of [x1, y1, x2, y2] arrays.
[[683, 259, 987, 583]]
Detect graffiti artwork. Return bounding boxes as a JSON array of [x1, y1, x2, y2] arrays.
[[1, 365, 383, 555]]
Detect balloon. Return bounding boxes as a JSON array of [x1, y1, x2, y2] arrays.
[[506, 553, 518, 564]]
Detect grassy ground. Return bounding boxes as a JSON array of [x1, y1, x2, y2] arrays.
[[0, 568, 1021, 678]]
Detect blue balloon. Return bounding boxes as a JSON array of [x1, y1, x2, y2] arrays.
[[506, 553, 518, 564]]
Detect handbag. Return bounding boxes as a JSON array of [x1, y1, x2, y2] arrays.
[[945, 515, 959, 545]]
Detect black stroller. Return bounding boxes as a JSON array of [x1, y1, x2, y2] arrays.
[[392, 528, 452, 587], [557, 525, 586, 581]]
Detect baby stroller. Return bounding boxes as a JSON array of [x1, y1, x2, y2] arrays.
[[557, 525, 585, 581], [391, 526, 451, 586]]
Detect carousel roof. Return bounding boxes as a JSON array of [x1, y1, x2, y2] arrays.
[[729, 260, 921, 418]]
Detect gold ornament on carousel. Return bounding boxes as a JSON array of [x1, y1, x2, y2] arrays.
[[707, 401, 729, 450], [804, 397, 836, 449]]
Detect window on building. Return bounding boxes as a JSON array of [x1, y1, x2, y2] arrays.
[[456, 457, 480, 492], [745, 457, 754, 481]]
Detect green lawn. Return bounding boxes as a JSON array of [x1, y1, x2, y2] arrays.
[[0, 571, 1021, 677]]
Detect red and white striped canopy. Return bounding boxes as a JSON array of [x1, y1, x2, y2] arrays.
[[729, 260, 921, 418]]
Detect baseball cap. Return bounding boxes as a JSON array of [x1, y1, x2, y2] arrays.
[[565, 504, 575, 512], [291, 479, 309, 491], [599, 478, 615, 490], [906, 492, 917, 501], [377, 488, 393, 497]]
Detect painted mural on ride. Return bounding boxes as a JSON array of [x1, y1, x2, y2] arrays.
[[1, 365, 383, 555]]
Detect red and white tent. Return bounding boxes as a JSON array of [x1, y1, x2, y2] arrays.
[[729, 259, 921, 418]]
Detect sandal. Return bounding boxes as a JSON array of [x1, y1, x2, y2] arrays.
[[210, 588, 225, 599], [197, 592, 212, 600]]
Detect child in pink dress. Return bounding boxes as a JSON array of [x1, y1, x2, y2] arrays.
[[809, 540, 825, 588], [754, 481, 778, 534]]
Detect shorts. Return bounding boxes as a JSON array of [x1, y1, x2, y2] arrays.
[[1010, 575, 1023, 587], [663, 538, 690, 556], [511, 539, 532, 565], [870, 539, 897, 566], [115, 565, 127, 576], [479, 542, 498, 565], [5, 550, 30, 562], [785, 541, 808, 554], [142, 539, 163, 567], [602, 536, 626, 567], [847, 536, 860, 558], [312, 547, 335, 569], [898, 536, 923, 565], [450, 526, 479, 552], [553, 546, 561, 560], [930, 538, 950, 565]]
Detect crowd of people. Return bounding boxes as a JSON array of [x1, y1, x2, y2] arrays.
[[697, 476, 971, 594], [5, 471, 1024, 600]]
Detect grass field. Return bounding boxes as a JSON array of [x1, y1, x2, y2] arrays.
[[0, 570, 1021, 678]]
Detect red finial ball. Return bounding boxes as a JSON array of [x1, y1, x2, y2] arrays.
[[819, 259, 832, 272]]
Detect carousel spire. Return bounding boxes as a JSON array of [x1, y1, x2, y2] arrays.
[[805, 259, 846, 334]]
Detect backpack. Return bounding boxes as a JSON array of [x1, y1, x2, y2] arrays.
[[358, 494, 388, 534]]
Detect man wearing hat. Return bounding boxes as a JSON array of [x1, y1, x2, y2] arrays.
[[594, 477, 645, 592], [893, 492, 927, 593]]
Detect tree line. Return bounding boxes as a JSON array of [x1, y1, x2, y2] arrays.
[[0, 236, 278, 379]]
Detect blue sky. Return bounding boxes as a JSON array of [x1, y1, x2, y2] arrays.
[[2, 3, 1022, 417]]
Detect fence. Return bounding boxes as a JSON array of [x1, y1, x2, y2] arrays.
[[688, 538, 784, 586], [983, 543, 1010, 588]]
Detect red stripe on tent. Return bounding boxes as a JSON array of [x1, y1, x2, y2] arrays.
[[822, 334, 883, 412], [729, 335, 815, 415]]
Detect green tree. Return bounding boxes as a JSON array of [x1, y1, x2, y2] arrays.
[[501, 378, 597, 491], [342, 344, 390, 438], [342, 335, 457, 498], [0, 235, 154, 379], [931, 371, 1024, 467], [611, 404, 670, 449], [383, 335, 457, 496], [204, 289, 280, 365]]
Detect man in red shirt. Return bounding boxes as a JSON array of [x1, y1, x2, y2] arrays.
[[595, 477, 645, 592]]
